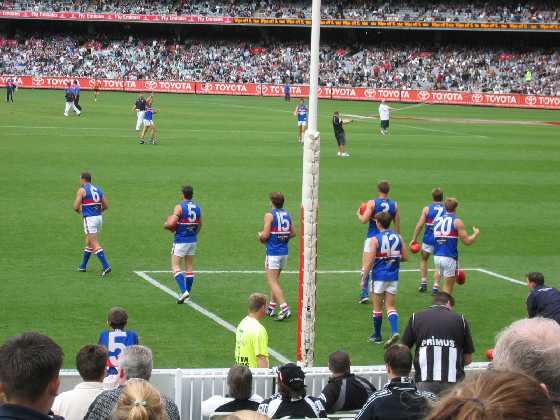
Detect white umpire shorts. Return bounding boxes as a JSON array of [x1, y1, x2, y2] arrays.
[[172, 242, 197, 257], [83, 216, 102, 235], [371, 280, 398, 295], [298, 120, 307, 127], [265, 255, 288, 270], [363, 237, 373, 253], [434, 256, 458, 278], [421, 242, 434, 254]]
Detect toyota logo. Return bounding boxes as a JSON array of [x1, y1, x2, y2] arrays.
[[199, 83, 210, 93], [525, 96, 537, 106], [88, 79, 96, 87], [144, 80, 157, 90], [364, 89, 377, 98], [418, 91, 430, 101], [261, 85, 269, 95], [472, 94, 483, 103], [32, 76, 45, 86]]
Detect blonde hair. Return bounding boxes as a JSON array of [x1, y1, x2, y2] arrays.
[[226, 410, 270, 420], [113, 379, 164, 420]]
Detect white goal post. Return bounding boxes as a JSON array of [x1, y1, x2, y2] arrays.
[[297, 0, 321, 367]]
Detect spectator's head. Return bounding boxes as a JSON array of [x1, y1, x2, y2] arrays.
[[269, 192, 284, 209], [247, 293, 267, 319], [138, 92, 144, 98], [432, 291, 455, 308], [444, 197, 458, 212], [80, 171, 92, 183], [182, 185, 193, 200], [113, 378, 163, 420], [493, 318, 560, 398], [377, 180, 390, 194], [334, 111, 339, 116], [227, 365, 253, 400], [0, 332, 63, 414], [224, 411, 269, 420], [426, 370, 557, 420], [118, 346, 153, 384], [108, 307, 129, 330], [328, 350, 351, 376], [526, 272, 545, 289], [277, 363, 306, 399], [76, 344, 107, 382], [374, 211, 392, 230], [384, 344, 412, 379], [432, 187, 444, 202]]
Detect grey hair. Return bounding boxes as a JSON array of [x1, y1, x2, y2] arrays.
[[119, 346, 153, 381], [493, 317, 560, 398], [227, 365, 253, 400]]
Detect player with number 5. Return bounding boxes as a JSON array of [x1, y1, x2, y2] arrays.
[[258, 192, 296, 321], [433, 198, 480, 295], [74, 172, 111, 276]]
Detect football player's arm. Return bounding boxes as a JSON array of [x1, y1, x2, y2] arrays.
[[357, 200, 374, 223], [101, 196, 108, 211], [410, 207, 428, 246], [293, 106, 298, 116], [393, 203, 401, 234], [456, 219, 480, 245], [399, 235, 408, 262], [289, 221, 296, 238], [258, 213, 273, 243], [164, 205, 181, 230], [132, 104, 137, 112], [73, 188, 85, 213], [361, 239, 377, 279], [197, 214, 203, 234]]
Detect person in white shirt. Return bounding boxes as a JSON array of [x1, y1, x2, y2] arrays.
[[52, 344, 108, 420], [378, 100, 394, 135]]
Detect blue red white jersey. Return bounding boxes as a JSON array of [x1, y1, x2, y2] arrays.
[[422, 202, 445, 246], [433, 212, 459, 258], [81, 183, 104, 217], [367, 198, 397, 238], [72, 85, 80, 95], [144, 107, 154, 121], [266, 208, 292, 256], [296, 104, 308, 122], [174, 200, 201, 244], [371, 229, 402, 281], [98, 329, 139, 375]]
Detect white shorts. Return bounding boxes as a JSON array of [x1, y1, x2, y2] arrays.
[[265, 255, 288, 270], [172, 242, 197, 257], [363, 237, 373, 253], [143, 119, 153, 126], [421, 242, 434, 254], [83, 215, 102, 234], [137, 110, 145, 119], [371, 280, 398, 295], [434, 256, 458, 278], [298, 120, 307, 127]]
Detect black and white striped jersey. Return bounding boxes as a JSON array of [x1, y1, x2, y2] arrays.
[[258, 393, 326, 419]]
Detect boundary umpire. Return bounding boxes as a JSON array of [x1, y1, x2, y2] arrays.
[[332, 111, 352, 157]]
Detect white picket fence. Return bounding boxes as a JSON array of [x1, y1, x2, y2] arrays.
[[59, 363, 489, 420]]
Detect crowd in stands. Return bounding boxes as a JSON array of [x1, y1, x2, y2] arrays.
[[2, 33, 559, 96], [0, 0, 559, 23]]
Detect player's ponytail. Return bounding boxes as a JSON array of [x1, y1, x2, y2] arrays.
[[114, 378, 164, 420]]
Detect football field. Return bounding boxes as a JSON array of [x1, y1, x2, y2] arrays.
[[1, 89, 559, 368]]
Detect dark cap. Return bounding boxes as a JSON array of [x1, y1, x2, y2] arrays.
[[278, 363, 305, 388]]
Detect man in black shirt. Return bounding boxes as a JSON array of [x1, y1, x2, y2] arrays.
[[133, 93, 147, 132], [319, 351, 376, 413], [401, 292, 475, 395], [526, 272, 560, 324], [355, 345, 437, 420], [332, 111, 352, 157]]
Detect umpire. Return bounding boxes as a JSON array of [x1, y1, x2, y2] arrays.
[[332, 112, 352, 157]]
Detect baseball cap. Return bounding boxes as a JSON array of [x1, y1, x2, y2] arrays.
[[278, 363, 306, 388]]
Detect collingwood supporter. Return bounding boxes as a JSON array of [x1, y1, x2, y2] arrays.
[[356, 345, 437, 420], [84, 345, 179, 420], [52, 344, 108, 420], [426, 370, 558, 420], [113, 379, 164, 420], [401, 292, 475, 395], [493, 317, 560, 400], [258, 363, 326, 418], [0, 332, 64, 420], [319, 350, 376, 413], [526, 272, 560, 323]]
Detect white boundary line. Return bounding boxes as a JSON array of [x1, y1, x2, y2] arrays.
[[134, 271, 291, 364], [475, 268, 525, 285]]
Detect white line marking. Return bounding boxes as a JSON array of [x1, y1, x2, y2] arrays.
[[134, 271, 291, 364], [475, 268, 525, 285], [398, 123, 490, 139]]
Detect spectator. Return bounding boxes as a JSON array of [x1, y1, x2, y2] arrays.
[[319, 350, 376, 413], [223, 411, 270, 420], [493, 317, 560, 399], [84, 345, 179, 420], [113, 379, 164, 420], [355, 344, 437, 420], [426, 369, 558, 420], [52, 344, 108, 420], [0, 332, 64, 420], [258, 363, 326, 418], [526, 272, 560, 324], [401, 292, 475, 395], [201, 365, 263, 416], [235, 293, 269, 368]]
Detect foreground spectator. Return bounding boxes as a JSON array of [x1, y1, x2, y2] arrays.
[[223, 411, 270, 420], [202, 364, 263, 416], [526, 272, 560, 323], [356, 345, 437, 420], [258, 363, 326, 418], [319, 350, 376, 413], [0, 332, 64, 420], [113, 379, 164, 420], [401, 291, 474, 395], [426, 369, 558, 420], [52, 344, 108, 420], [84, 345, 179, 420], [493, 317, 560, 399]]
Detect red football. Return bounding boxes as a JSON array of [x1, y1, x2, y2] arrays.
[[486, 348, 494, 361], [456, 269, 466, 285], [164, 215, 177, 232], [359, 202, 367, 215], [410, 242, 421, 253]]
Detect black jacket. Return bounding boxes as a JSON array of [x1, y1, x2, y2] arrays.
[[527, 285, 560, 324], [0, 404, 58, 420], [320, 373, 376, 413]]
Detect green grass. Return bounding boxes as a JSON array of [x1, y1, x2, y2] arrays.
[[1, 89, 559, 368]]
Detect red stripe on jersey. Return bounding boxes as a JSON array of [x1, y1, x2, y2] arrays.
[[82, 199, 98, 204], [178, 218, 200, 224], [435, 232, 458, 238]]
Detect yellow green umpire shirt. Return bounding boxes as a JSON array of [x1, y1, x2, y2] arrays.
[[235, 315, 269, 368]]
